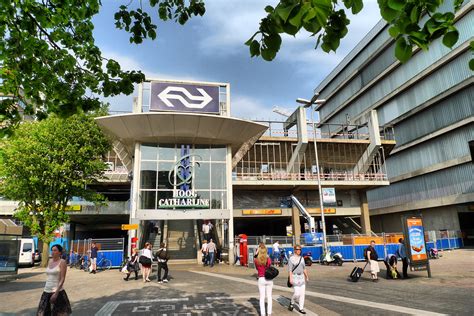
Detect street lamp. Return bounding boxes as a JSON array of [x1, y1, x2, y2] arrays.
[[296, 93, 328, 253]]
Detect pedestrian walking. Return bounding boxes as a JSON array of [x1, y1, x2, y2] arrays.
[[364, 240, 380, 282], [383, 254, 401, 279], [89, 241, 99, 274], [124, 248, 139, 281], [201, 240, 209, 266], [202, 221, 211, 242], [207, 238, 217, 267], [156, 242, 170, 283], [37, 244, 72, 316], [254, 244, 273, 316], [396, 238, 409, 279], [139, 242, 153, 282], [288, 245, 309, 314], [272, 241, 280, 266]]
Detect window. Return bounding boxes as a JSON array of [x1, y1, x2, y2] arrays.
[[22, 243, 33, 252]]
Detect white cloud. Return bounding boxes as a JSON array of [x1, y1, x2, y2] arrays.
[[98, 50, 203, 111], [231, 94, 274, 120], [197, 0, 381, 68]]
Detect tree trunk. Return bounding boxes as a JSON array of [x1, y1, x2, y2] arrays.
[[41, 241, 50, 267]]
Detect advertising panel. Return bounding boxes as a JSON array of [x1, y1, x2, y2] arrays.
[[150, 81, 220, 113], [322, 188, 336, 205], [406, 217, 428, 262]]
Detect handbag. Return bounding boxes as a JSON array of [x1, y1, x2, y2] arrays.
[[287, 256, 303, 288], [265, 266, 279, 280]]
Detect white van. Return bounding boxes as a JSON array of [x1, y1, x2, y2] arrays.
[[18, 238, 35, 266]]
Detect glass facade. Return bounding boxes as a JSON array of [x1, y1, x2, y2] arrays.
[[139, 144, 228, 210]]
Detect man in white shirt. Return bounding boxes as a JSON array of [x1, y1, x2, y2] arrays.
[[202, 222, 211, 241], [272, 241, 281, 266]]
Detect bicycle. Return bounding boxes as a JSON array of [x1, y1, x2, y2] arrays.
[[85, 253, 112, 272]]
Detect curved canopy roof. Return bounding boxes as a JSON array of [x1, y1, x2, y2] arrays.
[[95, 112, 268, 155]]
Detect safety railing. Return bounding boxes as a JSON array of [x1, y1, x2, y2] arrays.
[[255, 120, 395, 141], [235, 231, 463, 264], [233, 171, 387, 182]]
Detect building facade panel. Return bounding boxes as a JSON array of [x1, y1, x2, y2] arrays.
[[367, 163, 473, 210], [386, 126, 473, 179], [319, 10, 473, 124], [393, 86, 473, 146]]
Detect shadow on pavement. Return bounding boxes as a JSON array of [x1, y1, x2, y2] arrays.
[[0, 281, 45, 293], [16, 286, 260, 315], [71, 284, 258, 315]]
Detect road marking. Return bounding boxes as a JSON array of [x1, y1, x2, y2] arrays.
[[95, 298, 189, 316], [189, 270, 447, 316]]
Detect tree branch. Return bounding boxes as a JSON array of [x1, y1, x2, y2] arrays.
[[25, 11, 61, 50]]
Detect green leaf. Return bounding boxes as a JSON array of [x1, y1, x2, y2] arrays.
[[469, 59, 474, 71], [380, 6, 399, 22], [265, 5, 274, 13], [263, 34, 282, 51], [442, 30, 459, 48], [289, 3, 310, 27], [387, 0, 405, 11], [395, 37, 412, 63], [282, 22, 299, 36], [275, 3, 299, 23], [249, 40, 260, 57], [410, 6, 421, 23], [261, 47, 277, 61], [351, 0, 364, 14], [388, 26, 400, 37]]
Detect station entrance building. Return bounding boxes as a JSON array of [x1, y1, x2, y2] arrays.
[[93, 79, 396, 261]]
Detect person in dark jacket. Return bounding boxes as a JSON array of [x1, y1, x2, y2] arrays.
[[156, 243, 169, 283], [396, 238, 409, 279], [365, 240, 379, 282]]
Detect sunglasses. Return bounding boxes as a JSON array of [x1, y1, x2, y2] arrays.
[[295, 248, 302, 251]]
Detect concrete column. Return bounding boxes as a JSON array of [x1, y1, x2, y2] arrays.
[[227, 145, 235, 264], [291, 206, 301, 245], [360, 192, 372, 235]]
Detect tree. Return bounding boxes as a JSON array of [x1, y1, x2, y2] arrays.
[[0, 113, 110, 266], [1, 1, 472, 134]]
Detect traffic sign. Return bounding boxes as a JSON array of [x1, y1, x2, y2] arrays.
[[121, 224, 139, 230]]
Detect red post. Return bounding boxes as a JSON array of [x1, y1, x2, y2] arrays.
[[239, 234, 248, 267]]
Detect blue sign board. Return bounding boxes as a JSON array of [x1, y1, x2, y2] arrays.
[[150, 81, 220, 114]]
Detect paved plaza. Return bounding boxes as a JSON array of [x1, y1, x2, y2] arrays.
[[1, 249, 473, 315]]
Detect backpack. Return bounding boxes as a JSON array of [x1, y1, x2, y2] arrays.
[[157, 249, 170, 260]]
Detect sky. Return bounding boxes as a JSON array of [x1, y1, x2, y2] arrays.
[[93, 0, 382, 121]]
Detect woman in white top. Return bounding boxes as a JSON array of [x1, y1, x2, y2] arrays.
[[140, 242, 153, 282], [288, 245, 309, 314], [37, 244, 71, 315]]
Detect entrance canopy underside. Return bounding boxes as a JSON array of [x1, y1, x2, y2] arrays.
[[95, 112, 268, 156]]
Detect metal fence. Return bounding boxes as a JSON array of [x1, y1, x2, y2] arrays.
[[235, 230, 463, 263], [70, 238, 125, 268]]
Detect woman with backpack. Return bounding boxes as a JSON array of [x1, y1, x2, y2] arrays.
[[254, 244, 273, 316], [156, 242, 169, 283], [365, 240, 380, 282], [288, 244, 309, 314]]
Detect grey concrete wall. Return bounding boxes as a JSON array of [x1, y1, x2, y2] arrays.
[[370, 205, 462, 233]]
